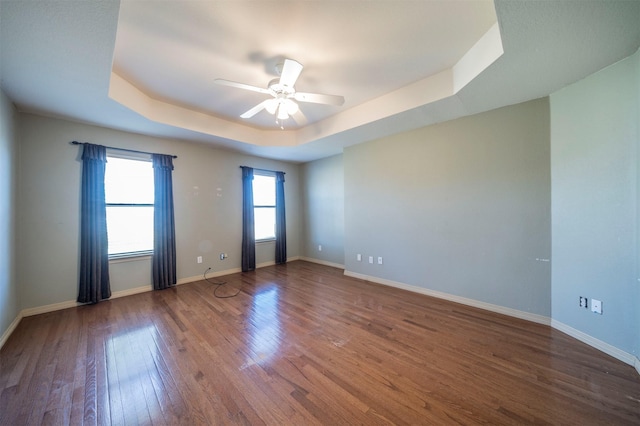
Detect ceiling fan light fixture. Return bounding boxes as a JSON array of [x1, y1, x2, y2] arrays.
[[265, 99, 278, 114], [277, 104, 289, 120], [215, 58, 344, 127]]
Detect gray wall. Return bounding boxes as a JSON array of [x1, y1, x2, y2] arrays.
[[16, 114, 301, 310], [301, 154, 344, 266], [343, 98, 552, 316], [550, 50, 639, 357], [0, 89, 19, 340]]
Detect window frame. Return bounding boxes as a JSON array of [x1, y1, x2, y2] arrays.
[[252, 171, 277, 243], [105, 151, 155, 260]]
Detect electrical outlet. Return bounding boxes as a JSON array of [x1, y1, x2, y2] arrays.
[[318, 245, 322, 252], [357, 254, 362, 261], [219, 253, 227, 260], [591, 299, 602, 314], [197, 256, 203, 264], [377, 256, 383, 265], [368, 256, 373, 264]]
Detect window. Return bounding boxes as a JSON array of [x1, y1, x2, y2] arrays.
[[105, 155, 154, 257], [253, 173, 276, 241]]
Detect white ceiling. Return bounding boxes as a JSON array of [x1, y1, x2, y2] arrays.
[[113, 0, 496, 128], [1, 1, 640, 163]]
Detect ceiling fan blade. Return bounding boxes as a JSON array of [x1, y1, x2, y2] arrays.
[[294, 92, 345, 106], [279, 59, 303, 88], [291, 109, 308, 126], [240, 100, 270, 118], [214, 79, 271, 95]]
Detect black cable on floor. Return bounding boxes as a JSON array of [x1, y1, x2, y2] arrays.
[[203, 267, 241, 298]]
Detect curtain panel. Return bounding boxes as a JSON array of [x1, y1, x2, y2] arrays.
[[78, 143, 111, 304], [241, 166, 256, 272], [152, 154, 177, 290], [275, 171, 287, 264]]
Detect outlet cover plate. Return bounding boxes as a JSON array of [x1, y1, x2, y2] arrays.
[[591, 299, 602, 314]]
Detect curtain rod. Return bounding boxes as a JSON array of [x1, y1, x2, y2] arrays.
[[240, 166, 285, 175], [71, 141, 177, 159]]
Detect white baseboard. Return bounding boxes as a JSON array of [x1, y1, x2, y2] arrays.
[[299, 256, 345, 270], [21, 299, 81, 317], [256, 260, 277, 269], [0, 262, 261, 348], [177, 271, 234, 285], [344, 269, 639, 376], [178, 258, 300, 284], [259, 256, 302, 269], [112, 285, 153, 298], [551, 319, 639, 369], [0, 312, 23, 350], [16, 258, 301, 319], [344, 270, 551, 326], [8, 261, 637, 378]]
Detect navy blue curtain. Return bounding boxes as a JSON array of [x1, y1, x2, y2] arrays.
[[78, 143, 111, 304], [275, 171, 287, 264], [152, 154, 176, 290], [241, 166, 256, 272]]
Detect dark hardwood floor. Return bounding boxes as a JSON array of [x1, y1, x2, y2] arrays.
[[1, 261, 639, 425]]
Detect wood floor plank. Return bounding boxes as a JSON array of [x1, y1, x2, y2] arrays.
[[2, 260, 640, 425], [41, 310, 80, 425], [68, 308, 90, 425], [14, 315, 61, 426]]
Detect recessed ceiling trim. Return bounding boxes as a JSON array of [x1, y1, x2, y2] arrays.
[[300, 23, 503, 144], [297, 68, 455, 144], [109, 72, 298, 147], [453, 22, 504, 93], [108, 23, 503, 150]]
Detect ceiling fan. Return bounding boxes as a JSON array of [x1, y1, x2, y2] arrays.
[[214, 59, 345, 127]]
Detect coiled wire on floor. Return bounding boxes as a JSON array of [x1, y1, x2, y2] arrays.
[[203, 267, 241, 298]]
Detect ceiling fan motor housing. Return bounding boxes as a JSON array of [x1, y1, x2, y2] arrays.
[[268, 78, 295, 94]]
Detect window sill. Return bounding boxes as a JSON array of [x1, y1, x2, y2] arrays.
[[109, 251, 153, 263], [256, 238, 276, 244]]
